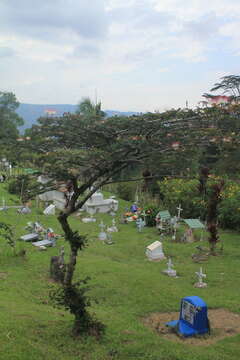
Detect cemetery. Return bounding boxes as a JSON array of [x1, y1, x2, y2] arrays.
[[1, 177, 240, 360], [1, 97, 240, 360]]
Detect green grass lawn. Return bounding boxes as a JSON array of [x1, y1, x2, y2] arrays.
[[0, 184, 240, 360]]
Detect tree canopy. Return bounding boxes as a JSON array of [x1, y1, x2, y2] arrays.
[[203, 75, 240, 101], [0, 91, 24, 143]]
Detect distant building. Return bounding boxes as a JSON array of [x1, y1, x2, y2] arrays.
[[201, 94, 239, 107], [44, 109, 57, 116]]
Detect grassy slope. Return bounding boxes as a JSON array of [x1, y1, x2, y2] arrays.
[[0, 184, 239, 360]]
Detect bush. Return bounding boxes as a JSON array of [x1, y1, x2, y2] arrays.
[[157, 177, 240, 230], [116, 181, 137, 201], [8, 175, 40, 203], [219, 181, 240, 230], [143, 205, 160, 227], [158, 178, 206, 219]]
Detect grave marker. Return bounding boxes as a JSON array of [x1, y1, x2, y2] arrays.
[[195, 267, 207, 288], [166, 296, 210, 337], [163, 258, 177, 277], [146, 241, 165, 261]]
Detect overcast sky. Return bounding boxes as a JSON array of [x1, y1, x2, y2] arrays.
[[0, 0, 239, 111]]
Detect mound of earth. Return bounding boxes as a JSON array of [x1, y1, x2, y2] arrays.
[[143, 309, 240, 345]]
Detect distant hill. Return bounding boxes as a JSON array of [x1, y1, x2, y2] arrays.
[[16, 103, 139, 132]]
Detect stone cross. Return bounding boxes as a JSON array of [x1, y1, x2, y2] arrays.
[[177, 204, 183, 219], [163, 257, 177, 276], [195, 267, 206, 284], [167, 258, 174, 272]]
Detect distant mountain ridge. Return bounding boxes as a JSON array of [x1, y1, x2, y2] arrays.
[[16, 103, 139, 132]]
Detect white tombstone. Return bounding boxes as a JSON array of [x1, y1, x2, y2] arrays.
[[146, 241, 165, 261], [43, 204, 56, 215]]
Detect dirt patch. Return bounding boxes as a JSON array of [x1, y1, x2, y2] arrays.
[[143, 309, 240, 345]]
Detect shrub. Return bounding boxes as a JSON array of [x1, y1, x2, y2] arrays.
[[143, 205, 160, 227], [116, 181, 137, 201], [157, 177, 240, 230], [8, 175, 40, 203], [158, 178, 206, 219]]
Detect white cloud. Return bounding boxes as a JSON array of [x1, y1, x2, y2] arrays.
[[0, 0, 239, 110]]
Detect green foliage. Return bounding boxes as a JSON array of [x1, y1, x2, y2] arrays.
[[219, 180, 240, 229], [49, 278, 105, 337], [116, 181, 136, 201], [0, 91, 23, 142], [0, 222, 14, 250], [143, 205, 160, 226], [66, 231, 88, 251], [158, 178, 206, 218], [158, 177, 240, 230], [76, 97, 105, 121], [8, 174, 40, 203]]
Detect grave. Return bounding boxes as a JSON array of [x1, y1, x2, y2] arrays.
[[162, 258, 177, 277], [146, 241, 165, 261], [155, 210, 171, 233], [166, 296, 210, 337], [182, 219, 205, 243], [32, 239, 54, 248], [176, 204, 183, 219], [194, 267, 207, 288], [84, 191, 118, 214], [20, 233, 39, 242]]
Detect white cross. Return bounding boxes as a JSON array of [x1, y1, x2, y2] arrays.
[[167, 258, 174, 272], [195, 267, 206, 284], [177, 204, 183, 219]]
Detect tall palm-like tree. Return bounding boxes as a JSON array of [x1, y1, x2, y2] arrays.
[[76, 97, 105, 120]]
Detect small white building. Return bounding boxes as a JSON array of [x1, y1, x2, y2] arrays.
[[146, 241, 165, 261], [84, 191, 118, 214]]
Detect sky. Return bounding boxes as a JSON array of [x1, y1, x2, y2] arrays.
[[0, 0, 240, 112]]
